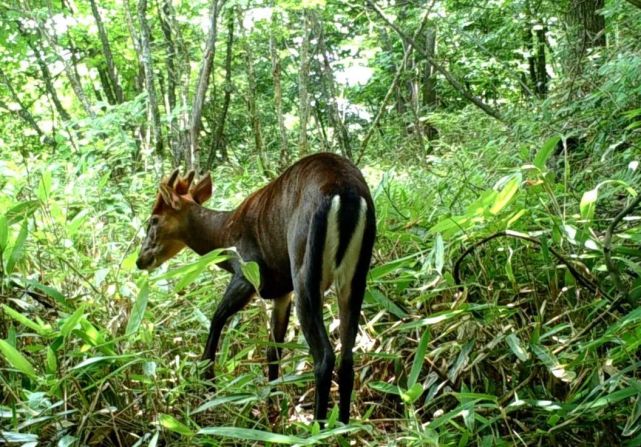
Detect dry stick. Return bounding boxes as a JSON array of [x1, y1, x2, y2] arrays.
[[356, 2, 433, 164], [366, 0, 504, 123], [453, 230, 602, 295]]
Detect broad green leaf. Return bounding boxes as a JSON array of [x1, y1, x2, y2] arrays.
[[240, 261, 261, 292], [1, 304, 51, 336], [401, 382, 424, 404], [365, 289, 408, 319], [60, 306, 85, 338], [6, 219, 28, 274], [506, 333, 529, 361], [0, 339, 37, 377], [534, 135, 561, 170], [434, 233, 444, 274], [194, 394, 258, 413], [429, 215, 471, 235], [368, 381, 401, 396], [159, 414, 193, 436], [197, 427, 304, 444], [580, 187, 598, 221], [126, 279, 149, 337], [531, 343, 576, 383], [46, 346, 57, 374], [22, 279, 69, 308], [174, 262, 208, 292], [37, 170, 52, 202], [5, 200, 39, 224], [490, 175, 520, 215], [408, 329, 430, 388], [0, 214, 7, 252]]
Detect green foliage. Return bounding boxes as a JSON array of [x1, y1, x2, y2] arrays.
[[1, 0, 641, 444]]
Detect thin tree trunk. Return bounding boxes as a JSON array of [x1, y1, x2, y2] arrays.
[[313, 11, 353, 159], [314, 104, 330, 151], [207, 12, 235, 168], [190, 0, 223, 170], [298, 9, 311, 156], [367, 0, 504, 123], [97, 67, 117, 104], [36, 17, 94, 118], [18, 24, 71, 121], [89, 0, 124, 103], [270, 10, 289, 167], [358, 6, 430, 161], [422, 27, 438, 140], [137, 0, 164, 156], [158, 0, 180, 161], [239, 13, 267, 175], [535, 26, 548, 97], [0, 68, 53, 145]]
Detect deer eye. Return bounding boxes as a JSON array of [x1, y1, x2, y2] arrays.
[[150, 216, 160, 226]]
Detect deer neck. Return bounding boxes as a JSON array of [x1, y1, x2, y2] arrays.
[[184, 206, 233, 255]]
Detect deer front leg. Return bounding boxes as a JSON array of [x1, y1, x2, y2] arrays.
[[202, 275, 254, 380]]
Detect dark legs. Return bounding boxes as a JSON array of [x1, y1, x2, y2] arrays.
[[336, 268, 367, 424], [202, 275, 254, 379], [295, 275, 335, 423], [267, 293, 292, 381]]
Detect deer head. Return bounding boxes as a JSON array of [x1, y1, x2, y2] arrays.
[[136, 169, 212, 270]]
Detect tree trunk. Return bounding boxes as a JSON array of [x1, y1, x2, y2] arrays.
[[97, 67, 117, 105], [89, 0, 124, 103], [367, 0, 504, 122], [36, 18, 94, 118], [570, 0, 606, 49], [313, 11, 353, 159], [298, 9, 311, 156], [535, 26, 548, 97], [158, 0, 180, 162], [207, 11, 235, 168], [422, 27, 438, 140], [566, 0, 606, 76], [18, 24, 71, 121], [239, 12, 268, 175], [0, 68, 45, 139], [190, 0, 222, 170], [137, 0, 164, 157], [270, 10, 289, 168]]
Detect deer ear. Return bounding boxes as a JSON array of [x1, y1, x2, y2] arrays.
[[191, 173, 212, 205], [185, 170, 196, 189], [167, 169, 180, 188], [159, 183, 182, 210]]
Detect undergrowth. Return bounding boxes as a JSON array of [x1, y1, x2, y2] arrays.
[[1, 104, 641, 446]]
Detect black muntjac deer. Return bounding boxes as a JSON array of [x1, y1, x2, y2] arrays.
[[136, 153, 376, 424]]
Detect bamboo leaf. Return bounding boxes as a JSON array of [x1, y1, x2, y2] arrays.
[[0, 339, 37, 377], [534, 135, 561, 170], [126, 279, 149, 337]]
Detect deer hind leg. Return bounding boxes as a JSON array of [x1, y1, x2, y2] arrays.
[[267, 293, 292, 382], [335, 197, 374, 424], [288, 197, 339, 423]]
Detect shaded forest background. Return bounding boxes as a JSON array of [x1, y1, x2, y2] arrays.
[[1, 0, 641, 445]]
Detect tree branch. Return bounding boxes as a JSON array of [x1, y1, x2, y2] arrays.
[[366, 0, 505, 123]]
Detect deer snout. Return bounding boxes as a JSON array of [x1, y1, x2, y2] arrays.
[[136, 253, 155, 270]]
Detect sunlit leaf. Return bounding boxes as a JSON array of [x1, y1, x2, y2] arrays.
[[534, 135, 561, 170], [126, 279, 149, 337], [159, 414, 193, 436], [0, 339, 37, 377]]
